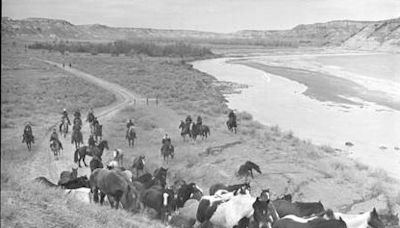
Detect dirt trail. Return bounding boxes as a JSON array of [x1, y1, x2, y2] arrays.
[[27, 60, 140, 182]]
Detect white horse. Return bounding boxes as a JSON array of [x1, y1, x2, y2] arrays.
[[334, 208, 385, 228]]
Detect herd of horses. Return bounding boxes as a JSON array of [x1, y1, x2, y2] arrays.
[[34, 160, 386, 228], [26, 109, 390, 228]]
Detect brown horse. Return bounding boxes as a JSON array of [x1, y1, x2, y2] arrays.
[[90, 169, 140, 212], [74, 140, 109, 167], [131, 155, 146, 178], [22, 131, 34, 151]]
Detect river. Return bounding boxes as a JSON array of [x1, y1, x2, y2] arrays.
[[192, 53, 400, 180]]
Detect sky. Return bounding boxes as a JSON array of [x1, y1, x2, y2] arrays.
[[2, 0, 400, 33]]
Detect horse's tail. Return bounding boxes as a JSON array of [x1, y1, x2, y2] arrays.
[[74, 149, 79, 163]]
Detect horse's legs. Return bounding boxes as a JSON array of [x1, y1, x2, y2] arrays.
[[100, 192, 106, 205], [78, 155, 82, 168], [83, 155, 88, 167], [93, 188, 99, 203]]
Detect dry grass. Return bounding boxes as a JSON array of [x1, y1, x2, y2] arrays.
[[2, 42, 399, 227]]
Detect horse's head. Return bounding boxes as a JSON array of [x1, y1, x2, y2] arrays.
[[253, 197, 274, 228], [260, 189, 270, 202], [278, 194, 292, 202], [369, 208, 385, 228], [71, 168, 78, 178]]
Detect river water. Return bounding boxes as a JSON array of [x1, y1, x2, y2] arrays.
[[192, 53, 400, 179]]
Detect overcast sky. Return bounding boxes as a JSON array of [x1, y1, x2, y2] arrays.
[[2, 0, 400, 32]]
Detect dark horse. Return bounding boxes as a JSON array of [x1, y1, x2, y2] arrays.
[[22, 131, 34, 151], [71, 126, 83, 149], [131, 155, 146, 178], [140, 186, 176, 222], [126, 127, 137, 147], [74, 140, 109, 168], [161, 143, 174, 163], [237, 161, 262, 179], [60, 118, 69, 138], [191, 123, 211, 140], [272, 216, 347, 228], [153, 167, 168, 188], [90, 168, 140, 212], [209, 182, 251, 195], [179, 120, 191, 141], [226, 116, 237, 134], [272, 199, 325, 218], [35, 176, 89, 189], [90, 155, 104, 172]]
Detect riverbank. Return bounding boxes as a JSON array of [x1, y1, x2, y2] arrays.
[[2, 44, 399, 227]]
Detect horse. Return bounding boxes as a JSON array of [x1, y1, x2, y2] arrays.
[[179, 121, 191, 141], [272, 199, 325, 218], [272, 216, 347, 228], [226, 117, 237, 134], [86, 112, 95, 124], [89, 168, 140, 212], [71, 126, 83, 149], [93, 124, 103, 142], [161, 143, 175, 163], [197, 190, 277, 228], [132, 155, 146, 178], [60, 118, 69, 138], [140, 186, 177, 222], [333, 208, 384, 228], [59, 176, 90, 189], [89, 155, 104, 172], [176, 183, 204, 209], [237, 161, 262, 179], [127, 126, 137, 147], [199, 125, 211, 140], [22, 131, 34, 151], [209, 182, 251, 195], [50, 139, 62, 160], [250, 190, 280, 228], [154, 167, 168, 188], [74, 140, 109, 167], [58, 168, 78, 185]]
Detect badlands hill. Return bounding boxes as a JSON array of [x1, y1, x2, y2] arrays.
[[2, 16, 400, 50]]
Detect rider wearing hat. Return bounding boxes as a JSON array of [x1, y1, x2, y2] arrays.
[[197, 115, 203, 126], [59, 108, 71, 132], [23, 122, 34, 143], [185, 115, 192, 125], [50, 128, 63, 150], [162, 133, 171, 146]]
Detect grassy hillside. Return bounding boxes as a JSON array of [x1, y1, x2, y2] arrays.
[[1, 43, 399, 227]]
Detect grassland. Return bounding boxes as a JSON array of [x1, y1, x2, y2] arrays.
[[1, 40, 399, 227]]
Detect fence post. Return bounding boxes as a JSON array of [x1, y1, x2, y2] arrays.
[[146, 97, 149, 105]]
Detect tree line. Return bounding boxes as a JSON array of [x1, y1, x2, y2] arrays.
[[28, 40, 214, 57]]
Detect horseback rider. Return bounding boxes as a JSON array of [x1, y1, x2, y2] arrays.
[[73, 110, 82, 128], [59, 108, 71, 132], [126, 119, 135, 139], [88, 134, 96, 153], [23, 122, 34, 143], [162, 133, 171, 146], [185, 115, 192, 125], [50, 129, 63, 150], [86, 107, 94, 122], [228, 110, 237, 123], [197, 115, 203, 126]]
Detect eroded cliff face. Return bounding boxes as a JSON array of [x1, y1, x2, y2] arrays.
[[2, 16, 399, 51]]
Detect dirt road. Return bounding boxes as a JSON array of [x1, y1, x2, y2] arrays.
[[27, 60, 140, 182]]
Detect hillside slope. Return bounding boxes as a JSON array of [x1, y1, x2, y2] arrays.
[[2, 17, 399, 50]]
